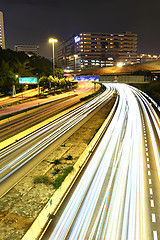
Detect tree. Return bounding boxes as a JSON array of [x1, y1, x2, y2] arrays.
[[13, 60, 33, 77], [0, 71, 16, 95], [55, 68, 64, 79], [39, 76, 49, 93]]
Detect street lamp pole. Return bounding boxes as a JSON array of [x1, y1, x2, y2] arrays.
[[49, 38, 58, 78], [74, 54, 78, 75], [74, 54, 78, 70]]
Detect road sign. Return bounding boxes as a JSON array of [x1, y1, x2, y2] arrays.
[[19, 77, 38, 84], [74, 76, 99, 81]]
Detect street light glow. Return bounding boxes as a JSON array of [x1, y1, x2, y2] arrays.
[[49, 38, 58, 43], [117, 62, 123, 68]]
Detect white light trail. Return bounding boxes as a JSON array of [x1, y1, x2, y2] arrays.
[[49, 84, 152, 240]]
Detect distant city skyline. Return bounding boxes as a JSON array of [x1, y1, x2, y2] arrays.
[[1, 0, 160, 59]]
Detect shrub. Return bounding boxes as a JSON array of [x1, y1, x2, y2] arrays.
[[51, 159, 60, 165], [34, 175, 49, 184], [52, 166, 73, 189], [80, 83, 106, 101], [65, 155, 73, 160], [61, 143, 65, 147], [52, 168, 60, 175]]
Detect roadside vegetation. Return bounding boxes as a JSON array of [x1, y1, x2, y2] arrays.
[[33, 165, 73, 189], [0, 47, 77, 96], [52, 166, 73, 189], [80, 82, 106, 101], [130, 80, 160, 106], [34, 153, 74, 189]]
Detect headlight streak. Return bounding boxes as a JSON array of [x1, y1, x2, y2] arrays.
[[0, 87, 111, 158], [0, 87, 115, 182], [49, 84, 148, 240], [129, 86, 160, 182]]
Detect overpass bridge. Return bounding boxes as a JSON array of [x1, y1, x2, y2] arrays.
[[80, 59, 160, 83]]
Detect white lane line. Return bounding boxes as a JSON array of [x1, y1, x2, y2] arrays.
[[153, 231, 158, 240], [146, 152, 149, 156], [146, 148, 148, 151], [152, 213, 156, 223], [147, 157, 149, 162], [145, 143, 148, 147], [145, 140, 147, 143], [149, 179, 152, 184], [148, 170, 151, 176], [147, 164, 150, 168], [151, 199, 154, 207], [150, 188, 153, 195]]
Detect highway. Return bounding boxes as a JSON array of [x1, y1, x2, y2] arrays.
[[0, 81, 95, 142], [0, 85, 114, 196], [45, 84, 160, 240]]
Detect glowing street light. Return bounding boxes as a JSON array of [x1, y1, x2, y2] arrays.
[[117, 62, 123, 68], [49, 38, 58, 77]]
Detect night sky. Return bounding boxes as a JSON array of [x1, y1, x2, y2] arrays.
[[1, 0, 160, 59]]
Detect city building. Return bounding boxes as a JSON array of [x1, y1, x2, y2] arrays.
[[137, 53, 160, 63], [58, 32, 138, 71], [0, 11, 5, 49], [14, 45, 40, 56]]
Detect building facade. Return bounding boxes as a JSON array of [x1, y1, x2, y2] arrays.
[[0, 11, 5, 49], [14, 45, 40, 56], [58, 32, 138, 71]]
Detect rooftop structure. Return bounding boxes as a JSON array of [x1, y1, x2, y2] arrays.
[[14, 45, 40, 56]]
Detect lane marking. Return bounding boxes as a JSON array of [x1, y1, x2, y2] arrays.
[[152, 214, 156, 223], [151, 199, 154, 207], [150, 188, 153, 195], [153, 231, 158, 240], [143, 118, 157, 237]]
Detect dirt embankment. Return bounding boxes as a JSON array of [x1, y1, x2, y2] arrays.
[[0, 97, 116, 240]]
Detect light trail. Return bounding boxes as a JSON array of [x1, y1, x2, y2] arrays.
[[0, 86, 115, 183], [48, 83, 160, 240]]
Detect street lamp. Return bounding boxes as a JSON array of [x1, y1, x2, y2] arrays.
[[74, 54, 78, 71], [49, 38, 58, 78], [117, 62, 123, 68]]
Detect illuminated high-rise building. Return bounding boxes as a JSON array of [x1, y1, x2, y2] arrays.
[[58, 32, 138, 70], [0, 11, 5, 49]]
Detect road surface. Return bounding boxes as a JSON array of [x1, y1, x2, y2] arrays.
[[45, 84, 160, 240], [0, 85, 114, 197]]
